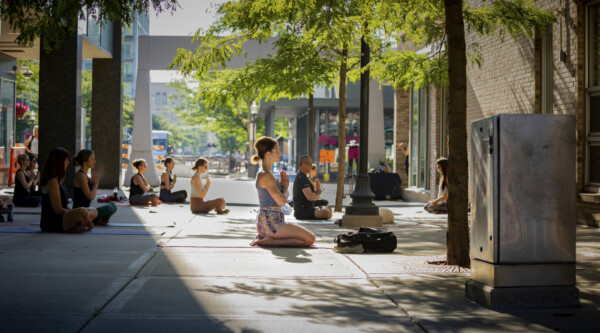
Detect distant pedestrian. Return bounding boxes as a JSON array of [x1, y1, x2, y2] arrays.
[[293, 156, 332, 220], [40, 147, 95, 233], [159, 157, 187, 203], [24, 125, 39, 159], [189, 158, 229, 214], [13, 154, 41, 207], [424, 158, 448, 214], [72, 149, 117, 226], [250, 136, 315, 247], [397, 142, 409, 176], [129, 159, 159, 206]]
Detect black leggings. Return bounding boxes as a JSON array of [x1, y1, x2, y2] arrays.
[[14, 196, 42, 207], [159, 188, 187, 203]]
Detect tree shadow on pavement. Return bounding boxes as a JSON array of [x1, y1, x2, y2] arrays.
[[192, 279, 415, 332]]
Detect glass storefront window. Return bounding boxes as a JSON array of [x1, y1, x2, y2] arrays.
[[0, 79, 15, 165], [409, 86, 429, 189], [588, 2, 600, 186]]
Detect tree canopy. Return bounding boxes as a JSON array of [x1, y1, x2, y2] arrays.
[[2, 0, 178, 51]]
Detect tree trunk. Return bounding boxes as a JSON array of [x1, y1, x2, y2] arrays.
[[444, 0, 470, 267], [335, 48, 349, 212]]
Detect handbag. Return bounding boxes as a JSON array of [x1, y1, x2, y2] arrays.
[[334, 227, 397, 253]]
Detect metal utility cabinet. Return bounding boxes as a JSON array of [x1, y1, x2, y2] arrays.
[[466, 114, 579, 309]]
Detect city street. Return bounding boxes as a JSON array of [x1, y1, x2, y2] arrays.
[[0, 178, 599, 332]]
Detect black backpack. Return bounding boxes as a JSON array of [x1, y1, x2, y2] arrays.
[[334, 227, 397, 253]]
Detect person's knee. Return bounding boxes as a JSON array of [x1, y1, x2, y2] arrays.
[[71, 207, 89, 221], [217, 198, 226, 207]]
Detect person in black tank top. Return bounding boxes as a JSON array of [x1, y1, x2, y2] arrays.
[[72, 150, 117, 225], [40, 147, 95, 233], [13, 154, 41, 207], [129, 159, 158, 206], [159, 157, 187, 203]]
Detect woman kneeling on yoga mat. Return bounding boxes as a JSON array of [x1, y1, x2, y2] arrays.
[[250, 136, 315, 247], [189, 158, 229, 214], [72, 149, 117, 226], [40, 147, 95, 233]]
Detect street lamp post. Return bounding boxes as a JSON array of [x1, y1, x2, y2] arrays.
[[341, 34, 383, 228], [250, 101, 259, 155]]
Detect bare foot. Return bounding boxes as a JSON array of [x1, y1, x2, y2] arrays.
[[217, 209, 230, 215], [250, 236, 270, 246]]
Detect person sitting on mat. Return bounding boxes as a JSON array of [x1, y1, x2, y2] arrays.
[[72, 149, 117, 226], [308, 163, 329, 207], [159, 157, 187, 203], [13, 154, 41, 207], [250, 137, 315, 247], [189, 158, 229, 214], [292, 155, 332, 220], [27, 156, 42, 196], [40, 147, 95, 233], [424, 157, 448, 214], [0, 195, 14, 222], [129, 159, 159, 206]]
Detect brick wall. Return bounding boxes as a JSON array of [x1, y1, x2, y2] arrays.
[[463, 0, 597, 225], [394, 88, 410, 188]]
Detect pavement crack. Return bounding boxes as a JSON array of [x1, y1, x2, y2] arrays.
[[344, 255, 428, 333], [76, 249, 160, 333]]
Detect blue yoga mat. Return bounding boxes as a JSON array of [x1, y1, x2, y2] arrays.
[[0, 227, 160, 235]]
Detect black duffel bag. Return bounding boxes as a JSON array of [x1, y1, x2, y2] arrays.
[[334, 227, 397, 253]]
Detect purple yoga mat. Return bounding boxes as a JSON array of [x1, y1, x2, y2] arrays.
[[0, 228, 159, 235]]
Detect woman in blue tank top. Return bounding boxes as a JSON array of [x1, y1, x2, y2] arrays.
[[250, 136, 315, 247]]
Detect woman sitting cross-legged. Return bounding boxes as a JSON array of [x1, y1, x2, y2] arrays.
[[72, 149, 117, 226], [129, 159, 159, 206], [250, 136, 315, 247], [13, 154, 42, 207], [189, 158, 229, 214], [159, 157, 187, 203], [40, 147, 95, 233]]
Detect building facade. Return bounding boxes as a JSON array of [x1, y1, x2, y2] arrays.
[[395, 0, 600, 226]]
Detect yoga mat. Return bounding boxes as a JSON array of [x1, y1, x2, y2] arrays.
[[29, 222, 151, 227], [0, 227, 162, 235], [156, 241, 331, 249]]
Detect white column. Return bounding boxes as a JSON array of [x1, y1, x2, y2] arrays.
[[123, 39, 159, 186], [368, 79, 385, 168]]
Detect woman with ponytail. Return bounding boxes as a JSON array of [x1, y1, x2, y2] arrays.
[[72, 149, 117, 225], [250, 136, 315, 247], [159, 157, 187, 203]]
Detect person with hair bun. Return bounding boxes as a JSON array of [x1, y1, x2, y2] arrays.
[[189, 158, 229, 214], [13, 154, 41, 207], [159, 157, 187, 203], [72, 149, 117, 225], [129, 159, 159, 206], [40, 147, 95, 233], [250, 136, 315, 247]]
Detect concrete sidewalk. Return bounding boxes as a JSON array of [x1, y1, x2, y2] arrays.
[[0, 185, 599, 332]]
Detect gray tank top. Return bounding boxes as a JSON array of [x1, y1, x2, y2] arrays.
[[256, 168, 281, 208]]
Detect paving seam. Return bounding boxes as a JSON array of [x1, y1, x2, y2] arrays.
[[344, 255, 429, 333], [76, 228, 185, 332]]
